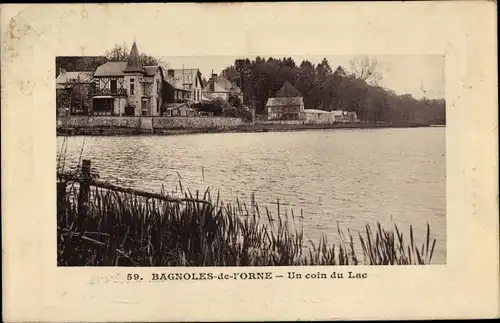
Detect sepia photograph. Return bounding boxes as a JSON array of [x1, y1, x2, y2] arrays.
[[3, 1, 499, 321], [56, 41, 446, 267]]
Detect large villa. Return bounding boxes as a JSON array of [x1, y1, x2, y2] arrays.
[[91, 41, 164, 117]]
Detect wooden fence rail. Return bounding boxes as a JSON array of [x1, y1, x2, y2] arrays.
[[57, 159, 212, 206]]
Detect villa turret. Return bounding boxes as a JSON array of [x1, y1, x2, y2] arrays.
[[123, 41, 145, 74]]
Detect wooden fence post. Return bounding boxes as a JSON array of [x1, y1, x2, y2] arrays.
[[78, 159, 91, 219]]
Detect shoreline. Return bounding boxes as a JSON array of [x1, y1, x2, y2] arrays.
[[56, 122, 445, 137]]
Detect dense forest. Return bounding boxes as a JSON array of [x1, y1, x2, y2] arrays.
[[221, 56, 445, 124]]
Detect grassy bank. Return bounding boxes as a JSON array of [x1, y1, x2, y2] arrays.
[[57, 177, 436, 266], [56, 121, 437, 137]]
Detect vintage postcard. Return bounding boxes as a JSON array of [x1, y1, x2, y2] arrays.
[[2, 2, 498, 322]]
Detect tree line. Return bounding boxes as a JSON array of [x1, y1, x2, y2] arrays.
[[221, 56, 445, 124]]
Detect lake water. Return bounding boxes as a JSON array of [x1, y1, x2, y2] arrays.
[[57, 127, 446, 264]]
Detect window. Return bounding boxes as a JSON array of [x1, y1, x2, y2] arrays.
[[130, 78, 135, 95], [110, 79, 117, 93]]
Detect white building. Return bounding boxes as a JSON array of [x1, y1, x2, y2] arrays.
[[304, 109, 360, 124], [205, 73, 243, 101]]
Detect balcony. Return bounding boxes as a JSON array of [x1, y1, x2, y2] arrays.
[[90, 87, 128, 97]]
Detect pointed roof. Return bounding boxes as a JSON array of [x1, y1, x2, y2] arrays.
[[165, 68, 201, 89], [275, 81, 302, 97], [124, 41, 144, 73], [266, 97, 304, 107], [94, 62, 128, 77]]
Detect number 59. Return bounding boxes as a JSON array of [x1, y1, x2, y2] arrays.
[[127, 273, 140, 280]]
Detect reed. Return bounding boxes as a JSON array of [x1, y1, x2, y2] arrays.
[[57, 179, 437, 266]]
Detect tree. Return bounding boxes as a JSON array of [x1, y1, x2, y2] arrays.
[[333, 66, 347, 77], [228, 94, 243, 109], [296, 60, 316, 109], [105, 42, 130, 61], [349, 56, 382, 86], [104, 43, 169, 70], [140, 53, 161, 66], [317, 58, 333, 77], [312, 58, 335, 110], [56, 89, 71, 114], [212, 97, 233, 114]]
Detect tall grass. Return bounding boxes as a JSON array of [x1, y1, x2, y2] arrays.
[[57, 179, 436, 266]]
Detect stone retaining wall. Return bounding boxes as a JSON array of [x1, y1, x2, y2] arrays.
[[256, 120, 305, 125], [57, 116, 243, 130], [57, 116, 141, 128]]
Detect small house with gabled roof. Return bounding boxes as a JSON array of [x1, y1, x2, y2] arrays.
[[204, 72, 243, 101], [91, 40, 164, 116], [266, 82, 305, 120]]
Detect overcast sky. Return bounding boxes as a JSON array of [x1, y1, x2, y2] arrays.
[[54, 4, 446, 100]]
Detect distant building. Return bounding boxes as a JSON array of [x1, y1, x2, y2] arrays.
[[304, 109, 333, 124], [165, 68, 204, 103], [304, 109, 360, 124], [347, 111, 360, 123], [331, 110, 358, 123], [266, 82, 305, 120], [91, 40, 164, 116], [162, 81, 192, 105], [205, 72, 243, 101], [56, 69, 95, 115], [164, 103, 195, 117]]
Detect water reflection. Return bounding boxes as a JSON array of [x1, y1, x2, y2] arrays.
[[57, 127, 446, 263]]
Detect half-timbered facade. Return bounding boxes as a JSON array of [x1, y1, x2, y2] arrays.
[[91, 41, 164, 116]]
